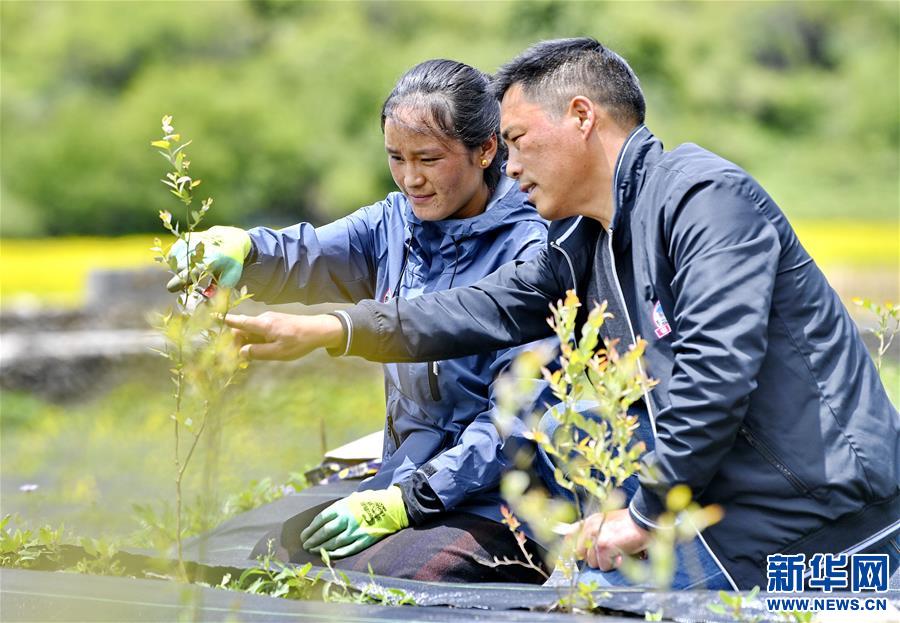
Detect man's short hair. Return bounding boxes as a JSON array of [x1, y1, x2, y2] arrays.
[[493, 37, 646, 128]]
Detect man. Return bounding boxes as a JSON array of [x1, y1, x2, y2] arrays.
[[225, 38, 899, 589]]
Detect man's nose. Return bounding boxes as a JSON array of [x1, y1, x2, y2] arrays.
[[506, 158, 522, 180]]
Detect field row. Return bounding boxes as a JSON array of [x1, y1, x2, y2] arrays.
[[1, 220, 898, 306]]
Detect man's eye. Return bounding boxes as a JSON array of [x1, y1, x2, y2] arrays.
[[421, 157, 440, 163], [389, 155, 403, 162]]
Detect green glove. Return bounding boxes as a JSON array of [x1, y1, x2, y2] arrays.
[[165, 226, 251, 292], [300, 486, 409, 558]]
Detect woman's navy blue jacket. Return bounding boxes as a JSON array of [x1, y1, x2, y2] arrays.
[[240, 176, 549, 528], [333, 126, 900, 589]]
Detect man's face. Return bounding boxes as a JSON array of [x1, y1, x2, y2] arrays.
[[500, 84, 588, 221]]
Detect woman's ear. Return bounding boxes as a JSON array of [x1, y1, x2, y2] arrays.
[[478, 133, 499, 166]]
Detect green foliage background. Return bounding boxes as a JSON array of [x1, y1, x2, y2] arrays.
[[2, 0, 898, 237]]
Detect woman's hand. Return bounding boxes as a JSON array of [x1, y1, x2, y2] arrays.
[[224, 312, 344, 361], [300, 487, 409, 558], [165, 226, 251, 291]]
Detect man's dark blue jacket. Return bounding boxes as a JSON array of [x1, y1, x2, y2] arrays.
[[333, 126, 900, 589]]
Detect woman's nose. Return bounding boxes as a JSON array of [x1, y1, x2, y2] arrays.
[[404, 165, 425, 188]]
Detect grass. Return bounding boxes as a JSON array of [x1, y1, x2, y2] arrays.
[[0, 356, 385, 540], [0, 220, 897, 307]]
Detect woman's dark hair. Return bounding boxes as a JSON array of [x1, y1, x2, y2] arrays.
[[381, 59, 507, 192]]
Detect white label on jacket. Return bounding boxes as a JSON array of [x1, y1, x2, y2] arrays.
[[653, 300, 671, 338]]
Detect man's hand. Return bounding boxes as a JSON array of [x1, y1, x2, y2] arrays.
[[165, 226, 251, 291], [300, 487, 409, 558], [574, 508, 650, 570], [224, 312, 344, 361]]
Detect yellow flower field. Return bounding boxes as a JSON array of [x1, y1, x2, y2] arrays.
[[1, 235, 160, 306], [0, 220, 897, 307]]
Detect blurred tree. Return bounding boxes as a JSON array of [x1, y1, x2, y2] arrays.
[[0, 0, 897, 236]]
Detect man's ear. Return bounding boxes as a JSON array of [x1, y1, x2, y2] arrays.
[[567, 96, 597, 137]]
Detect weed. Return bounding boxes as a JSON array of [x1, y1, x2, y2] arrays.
[[0, 514, 64, 569], [222, 546, 318, 600], [1, 515, 127, 577], [852, 298, 900, 372], [708, 587, 761, 622], [129, 472, 308, 552], [318, 550, 417, 606], [72, 536, 126, 576], [221, 473, 307, 518], [219, 544, 416, 607]]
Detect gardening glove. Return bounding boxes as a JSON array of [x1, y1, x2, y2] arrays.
[[165, 226, 251, 291], [300, 486, 409, 558]]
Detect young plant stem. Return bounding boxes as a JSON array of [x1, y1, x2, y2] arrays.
[[151, 116, 249, 583], [172, 313, 187, 579]]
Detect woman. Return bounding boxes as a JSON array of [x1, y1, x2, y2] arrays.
[[170, 60, 549, 582]]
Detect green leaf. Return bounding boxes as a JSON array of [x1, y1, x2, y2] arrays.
[[666, 484, 692, 513], [172, 140, 192, 156], [151, 140, 170, 149]]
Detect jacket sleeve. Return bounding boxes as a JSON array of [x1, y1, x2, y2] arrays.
[[400, 416, 508, 523], [629, 177, 781, 529], [409, 340, 561, 520], [238, 202, 387, 305], [332, 243, 563, 362]]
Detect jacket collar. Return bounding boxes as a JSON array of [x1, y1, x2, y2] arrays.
[[403, 175, 540, 244], [610, 125, 662, 234]]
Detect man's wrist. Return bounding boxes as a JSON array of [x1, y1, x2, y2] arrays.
[[628, 487, 668, 531], [312, 314, 345, 351]]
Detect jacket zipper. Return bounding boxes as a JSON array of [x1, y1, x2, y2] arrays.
[[427, 361, 441, 401], [424, 236, 454, 402], [739, 426, 809, 494], [607, 227, 657, 436], [386, 413, 399, 448]]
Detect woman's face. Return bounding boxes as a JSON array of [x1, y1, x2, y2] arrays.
[[384, 115, 494, 221]]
